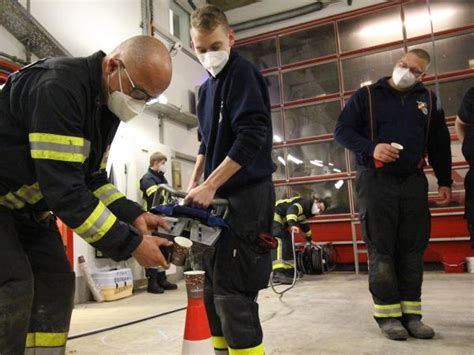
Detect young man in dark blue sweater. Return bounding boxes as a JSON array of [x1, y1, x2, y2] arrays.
[[185, 5, 275, 354], [335, 49, 452, 341]]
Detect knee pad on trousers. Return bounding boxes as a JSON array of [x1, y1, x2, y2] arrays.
[[0, 278, 34, 354], [214, 294, 262, 350]]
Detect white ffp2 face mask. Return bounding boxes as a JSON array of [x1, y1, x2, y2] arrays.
[[107, 91, 145, 122], [392, 66, 416, 89], [197, 50, 230, 78], [311, 203, 321, 215], [107, 68, 145, 122]]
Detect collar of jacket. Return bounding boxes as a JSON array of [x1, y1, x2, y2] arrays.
[[210, 49, 239, 81], [373, 76, 427, 96], [87, 50, 106, 101], [148, 167, 164, 178]]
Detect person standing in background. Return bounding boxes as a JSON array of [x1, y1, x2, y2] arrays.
[[140, 152, 178, 293]]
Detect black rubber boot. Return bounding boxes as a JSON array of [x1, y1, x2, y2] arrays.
[[146, 269, 164, 294], [157, 271, 177, 290], [272, 270, 294, 285], [378, 318, 408, 340], [402, 315, 435, 339]]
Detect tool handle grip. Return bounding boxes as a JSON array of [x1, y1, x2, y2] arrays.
[[157, 184, 229, 206]]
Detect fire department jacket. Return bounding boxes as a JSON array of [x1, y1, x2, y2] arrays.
[[139, 168, 168, 211], [0, 51, 144, 261], [274, 197, 314, 238]]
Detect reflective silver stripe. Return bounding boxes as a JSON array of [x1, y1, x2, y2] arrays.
[[30, 141, 90, 155], [16, 182, 43, 204], [374, 304, 402, 317], [4, 192, 25, 209], [25, 347, 65, 355], [80, 207, 113, 240], [93, 184, 125, 206], [401, 301, 422, 314]]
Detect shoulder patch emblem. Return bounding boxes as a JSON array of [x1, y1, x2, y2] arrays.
[[417, 101, 428, 115]]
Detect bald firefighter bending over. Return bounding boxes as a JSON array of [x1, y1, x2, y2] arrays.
[[0, 36, 173, 354]]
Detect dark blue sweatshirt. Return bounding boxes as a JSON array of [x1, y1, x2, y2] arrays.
[[334, 77, 452, 187], [197, 50, 275, 196]]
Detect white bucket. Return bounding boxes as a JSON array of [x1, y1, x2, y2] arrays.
[[466, 257, 474, 273]]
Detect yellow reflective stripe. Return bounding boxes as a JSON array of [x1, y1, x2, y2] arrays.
[[272, 261, 294, 270], [93, 184, 125, 207], [273, 213, 284, 224], [74, 202, 117, 243], [100, 146, 110, 170], [25, 332, 68, 347], [276, 197, 299, 206], [400, 301, 421, 306], [16, 182, 43, 205], [304, 230, 312, 237], [401, 301, 422, 315], [374, 311, 402, 318], [29, 133, 90, 163], [276, 238, 282, 260], [229, 343, 264, 355], [0, 192, 25, 209], [146, 185, 158, 197], [374, 303, 402, 318], [29, 133, 85, 146], [286, 214, 298, 222], [212, 336, 228, 350], [374, 304, 401, 310], [294, 203, 303, 215]]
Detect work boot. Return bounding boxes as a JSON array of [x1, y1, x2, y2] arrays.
[[146, 269, 164, 294], [402, 315, 435, 339], [157, 271, 177, 290], [378, 318, 408, 340], [272, 271, 294, 285]]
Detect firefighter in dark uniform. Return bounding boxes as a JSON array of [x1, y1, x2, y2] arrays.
[[185, 6, 275, 354], [272, 196, 327, 284], [335, 49, 452, 340], [0, 36, 173, 354], [455, 87, 474, 248], [139, 151, 177, 293]]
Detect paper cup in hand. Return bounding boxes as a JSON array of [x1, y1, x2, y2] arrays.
[[390, 142, 404, 151], [170, 237, 193, 266], [184, 270, 205, 299]]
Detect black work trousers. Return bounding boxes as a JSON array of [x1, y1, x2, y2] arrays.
[[356, 169, 430, 321], [203, 180, 274, 353], [0, 208, 75, 354]]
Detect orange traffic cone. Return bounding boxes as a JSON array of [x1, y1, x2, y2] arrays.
[[182, 271, 214, 355]]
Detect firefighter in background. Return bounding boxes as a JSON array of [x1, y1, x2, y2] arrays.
[[272, 195, 327, 284], [140, 152, 177, 293]]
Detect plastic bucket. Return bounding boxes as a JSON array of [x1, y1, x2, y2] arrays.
[[466, 257, 474, 273]]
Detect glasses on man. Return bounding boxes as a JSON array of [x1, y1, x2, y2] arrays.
[[398, 60, 424, 78], [117, 59, 155, 102]]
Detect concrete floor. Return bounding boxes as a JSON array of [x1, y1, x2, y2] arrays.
[[67, 272, 474, 355]]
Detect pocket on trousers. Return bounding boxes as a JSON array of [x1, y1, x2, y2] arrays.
[[230, 238, 272, 294]]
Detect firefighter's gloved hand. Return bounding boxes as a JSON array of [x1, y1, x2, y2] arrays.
[[132, 235, 172, 268], [133, 212, 170, 235]]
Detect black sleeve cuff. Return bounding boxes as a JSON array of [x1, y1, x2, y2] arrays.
[[108, 198, 145, 224], [99, 225, 143, 261]]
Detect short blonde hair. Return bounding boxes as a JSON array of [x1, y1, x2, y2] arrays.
[[191, 5, 230, 33], [150, 152, 167, 167]]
